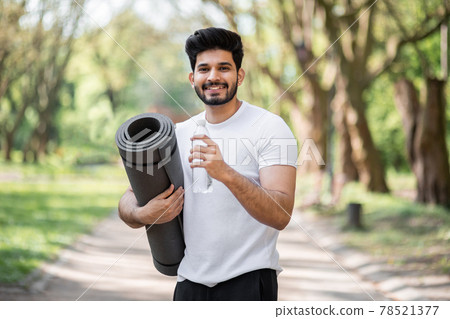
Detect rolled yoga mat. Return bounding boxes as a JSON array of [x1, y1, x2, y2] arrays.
[[115, 113, 185, 276]]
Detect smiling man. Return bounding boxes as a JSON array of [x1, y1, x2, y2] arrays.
[[190, 50, 240, 106], [118, 27, 297, 301]]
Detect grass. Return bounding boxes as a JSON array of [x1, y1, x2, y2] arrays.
[[0, 162, 128, 283], [296, 171, 450, 275]]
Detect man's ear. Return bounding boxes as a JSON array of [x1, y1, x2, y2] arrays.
[[237, 68, 245, 86], [189, 73, 194, 88]]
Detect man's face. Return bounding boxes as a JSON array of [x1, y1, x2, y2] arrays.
[[189, 49, 244, 106]]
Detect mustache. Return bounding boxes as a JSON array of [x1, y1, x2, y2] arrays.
[[202, 82, 228, 89]]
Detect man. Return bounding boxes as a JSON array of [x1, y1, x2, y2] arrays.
[[118, 27, 297, 301]]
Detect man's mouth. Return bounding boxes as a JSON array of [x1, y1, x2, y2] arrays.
[[203, 83, 227, 91]]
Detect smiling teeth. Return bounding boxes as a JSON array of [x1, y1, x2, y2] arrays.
[[206, 85, 225, 89]]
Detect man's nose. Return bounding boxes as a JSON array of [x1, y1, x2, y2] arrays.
[[207, 68, 220, 82]]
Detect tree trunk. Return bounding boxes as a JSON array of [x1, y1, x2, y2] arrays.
[[393, 79, 420, 167], [334, 72, 388, 192], [294, 79, 329, 173], [329, 79, 359, 203], [35, 121, 49, 161], [106, 85, 119, 113], [394, 78, 450, 207], [24, 100, 55, 163], [418, 78, 450, 206], [4, 132, 14, 161], [308, 79, 328, 170], [2, 86, 30, 161], [259, 64, 328, 173], [331, 83, 359, 182], [345, 97, 389, 193]]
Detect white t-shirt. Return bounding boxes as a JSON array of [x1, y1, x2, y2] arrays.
[[175, 101, 297, 287]]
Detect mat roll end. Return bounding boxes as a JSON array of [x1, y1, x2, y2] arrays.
[[152, 258, 180, 277]]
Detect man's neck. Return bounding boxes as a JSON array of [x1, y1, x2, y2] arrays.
[[204, 98, 243, 124]]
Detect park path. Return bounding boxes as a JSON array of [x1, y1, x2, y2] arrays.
[[3, 209, 444, 301]]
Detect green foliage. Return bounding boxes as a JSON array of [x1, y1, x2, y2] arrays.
[[0, 0, 87, 162], [0, 163, 127, 283], [1, 3, 200, 164], [47, 9, 200, 166], [1, 0, 449, 188], [365, 74, 409, 171], [366, 0, 449, 172]]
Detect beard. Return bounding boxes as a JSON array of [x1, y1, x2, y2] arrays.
[[193, 78, 238, 106]]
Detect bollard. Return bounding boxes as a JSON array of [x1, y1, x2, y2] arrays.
[[347, 202, 363, 229]]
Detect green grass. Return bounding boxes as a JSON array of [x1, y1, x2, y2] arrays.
[[296, 171, 450, 275], [0, 163, 128, 283]]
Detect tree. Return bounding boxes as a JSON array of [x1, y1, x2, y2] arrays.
[[0, 0, 37, 160], [86, 9, 167, 114], [205, 0, 332, 183], [395, 79, 450, 207], [315, 0, 449, 193], [205, 0, 388, 192], [22, 0, 84, 162], [0, 0, 85, 162], [316, 0, 390, 192], [390, 1, 450, 207], [203, 0, 449, 196]]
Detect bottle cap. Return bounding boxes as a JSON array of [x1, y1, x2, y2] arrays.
[[197, 119, 206, 126]]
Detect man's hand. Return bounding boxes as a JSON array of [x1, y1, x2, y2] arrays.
[[118, 184, 184, 228], [189, 134, 296, 230], [189, 134, 231, 182], [188, 134, 296, 230]]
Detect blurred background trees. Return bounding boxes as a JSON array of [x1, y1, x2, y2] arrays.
[[0, 0, 449, 207], [1, 0, 85, 163]]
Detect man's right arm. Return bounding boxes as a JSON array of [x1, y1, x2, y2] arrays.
[[118, 184, 184, 229]]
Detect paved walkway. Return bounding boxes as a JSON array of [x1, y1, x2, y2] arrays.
[[1, 209, 447, 301]]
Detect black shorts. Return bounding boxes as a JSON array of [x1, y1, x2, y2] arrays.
[[173, 268, 277, 301]]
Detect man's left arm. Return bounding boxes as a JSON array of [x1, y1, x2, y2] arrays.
[[190, 135, 296, 230]]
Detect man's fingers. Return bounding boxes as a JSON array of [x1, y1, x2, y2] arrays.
[[155, 184, 175, 199], [173, 194, 184, 212], [175, 198, 184, 213], [154, 188, 183, 224], [191, 145, 216, 154], [167, 186, 184, 205], [174, 187, 184, 201], [191, 135, 216, 146], [189, 153, 207, 163], [162, 192, 184, 223], [174, 186, 184, 200]]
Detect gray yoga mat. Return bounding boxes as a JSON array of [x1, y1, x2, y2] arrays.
[[115, 113, 185, 276]]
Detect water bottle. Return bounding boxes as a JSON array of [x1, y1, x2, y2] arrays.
[[192, 119, 213, 193]]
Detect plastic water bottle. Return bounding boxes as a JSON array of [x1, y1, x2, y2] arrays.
[[192, 119, 213, 193]]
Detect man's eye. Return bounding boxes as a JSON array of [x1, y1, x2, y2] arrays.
[[198, 68, 208, 72], [220, 67, 230, 71]]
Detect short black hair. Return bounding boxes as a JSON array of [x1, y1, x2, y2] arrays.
[[185, 27, 244, 71]]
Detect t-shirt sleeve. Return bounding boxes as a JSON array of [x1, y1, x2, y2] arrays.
[[257, 115, 298, 170]]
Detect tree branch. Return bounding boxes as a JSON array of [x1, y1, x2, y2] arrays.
[[368, 2, 450, 81], [259, 64, 299, 107], [388, 0, 431, 75], [359, 4, 376, 70], [276, 0, 295, 46], [316, 0, 346, 60], [207, 0, 239, 30]]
